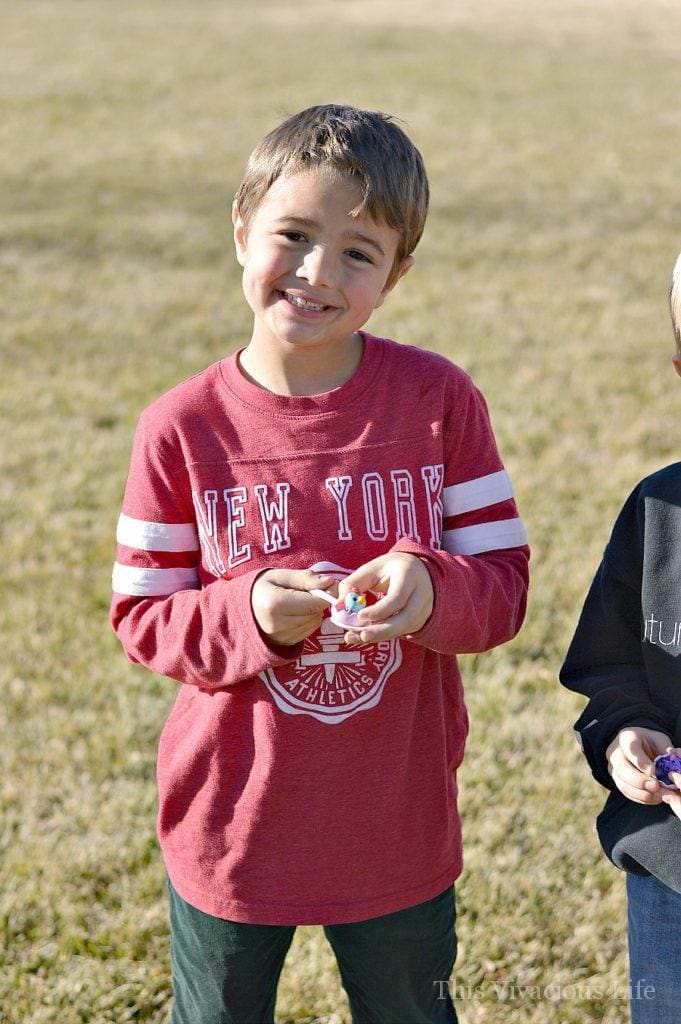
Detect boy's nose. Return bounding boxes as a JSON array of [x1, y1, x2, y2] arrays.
[[297, 245, 336, 288]]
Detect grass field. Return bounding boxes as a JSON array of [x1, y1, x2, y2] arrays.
[[3, 1, 681, 1021]]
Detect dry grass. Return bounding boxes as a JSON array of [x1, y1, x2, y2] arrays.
[[3, 1, 681, 1020]]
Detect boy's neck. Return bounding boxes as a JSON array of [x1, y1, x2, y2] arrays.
[[237, 333, 365, 397]]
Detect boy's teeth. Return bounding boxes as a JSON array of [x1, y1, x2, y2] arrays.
[[285, 292, 326, 311]]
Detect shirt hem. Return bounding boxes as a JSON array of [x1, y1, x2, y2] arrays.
[[164, 858, 462, 925]]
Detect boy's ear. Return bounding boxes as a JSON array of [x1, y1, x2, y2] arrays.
[[673, 353, 681, 378], [232, 200, 247, 267], [374, 255, 415, 310]]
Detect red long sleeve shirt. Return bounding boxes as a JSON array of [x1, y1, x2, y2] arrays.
[[110, 332, 529, 924]]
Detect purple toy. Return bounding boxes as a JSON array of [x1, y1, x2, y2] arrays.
[[653, 753, 681, 789]]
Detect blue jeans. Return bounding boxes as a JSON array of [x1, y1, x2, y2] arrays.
[[627, 873, 681, 1023], [167, 878, 458, 1024]]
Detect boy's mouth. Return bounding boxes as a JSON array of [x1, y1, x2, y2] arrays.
[[279, 290, 333, 312]]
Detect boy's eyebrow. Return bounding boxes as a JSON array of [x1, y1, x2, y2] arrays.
[[274, 216, 386, 257]]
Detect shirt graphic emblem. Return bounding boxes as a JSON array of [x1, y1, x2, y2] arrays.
[[259, 563, 403, 724]]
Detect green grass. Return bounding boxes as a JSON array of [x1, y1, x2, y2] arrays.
[[3, 1, 681, 1020]]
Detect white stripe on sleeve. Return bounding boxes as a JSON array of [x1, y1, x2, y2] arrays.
[[443, 470, 514, 517], [442, 517, 528, 556], [112, 563, 200, 597], [117, 514, 200, 552]]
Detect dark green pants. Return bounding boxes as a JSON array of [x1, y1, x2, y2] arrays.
[[167, 878, 458, 1024]]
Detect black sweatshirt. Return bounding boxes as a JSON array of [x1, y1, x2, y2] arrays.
[[560, 462, 681, 893]]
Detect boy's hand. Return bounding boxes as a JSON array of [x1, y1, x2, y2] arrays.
[[337, 553, 434, 646], [251, 569, 338, 647], [605, 727, 680, 806], [660, 784, 681, 820]]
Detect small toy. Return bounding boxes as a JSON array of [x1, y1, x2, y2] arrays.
[[343, 592, 367, 615], [310, 588, 369, 631], [653, 753, 681, 789]]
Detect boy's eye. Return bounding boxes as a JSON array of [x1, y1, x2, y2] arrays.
[[280, 230, 307, 243], [346, 249, 372, 263]]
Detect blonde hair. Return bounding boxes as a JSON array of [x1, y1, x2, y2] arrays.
[[234, 104, 429, 285], [670, 252, 681, 350]]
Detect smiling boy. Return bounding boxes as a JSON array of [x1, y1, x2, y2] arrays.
[[111, 105, 529, 1024]]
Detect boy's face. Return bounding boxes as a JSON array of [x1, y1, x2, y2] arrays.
[[233, 169, 413, 356]]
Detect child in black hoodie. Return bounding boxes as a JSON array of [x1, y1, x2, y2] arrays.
[[561, 253, 681, 1024]]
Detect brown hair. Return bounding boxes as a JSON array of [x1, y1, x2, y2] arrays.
[[670, 252, 681, 350], [234, 104, 429, 285]]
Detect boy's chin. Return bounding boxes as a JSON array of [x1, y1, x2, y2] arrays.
[[261, 319, 363, 351]]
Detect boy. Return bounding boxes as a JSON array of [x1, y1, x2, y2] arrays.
[[111, 104, 529, 1024], [560, 253, 681, 1024]]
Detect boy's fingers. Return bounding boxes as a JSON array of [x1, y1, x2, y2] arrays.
[[616, 780, 663, 805], [268, 569, 337, 593], [610, 755, 661, 803], [356, 573, 410, 623], [661, 791, 681, 819], [612, 759, 648, 790], [300, 573, 340, 612], [283, 591, 335, 616], [619, 734, 654, 774], [339, 558, 418, 623], [344, 608, 414, 645], [338, 559, 387, 601], [258, 571, 339, 619], [610, 748, 659, 793], [300, 570, 338, 592]]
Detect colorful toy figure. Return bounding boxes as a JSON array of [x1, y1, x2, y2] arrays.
[[309, 588, 370, 632], [344, 592, 367, 615], [653, 752, 681, 789]]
